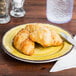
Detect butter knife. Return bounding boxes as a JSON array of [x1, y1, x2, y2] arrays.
[[59, 32, 76, 46]]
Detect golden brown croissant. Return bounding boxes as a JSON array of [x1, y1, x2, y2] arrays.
[[25, 24, 63, 47], [13, 29, 35, 56], [13, 23, 63, 56]]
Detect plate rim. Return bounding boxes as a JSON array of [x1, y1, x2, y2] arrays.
[[2, 23, 74, 63], [2, 45, 73, 63]]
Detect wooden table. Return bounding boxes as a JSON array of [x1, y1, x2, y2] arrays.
[[0, 0, 76, 76]]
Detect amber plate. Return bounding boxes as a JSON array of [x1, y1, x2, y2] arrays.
[[2, 23, 73, 63]]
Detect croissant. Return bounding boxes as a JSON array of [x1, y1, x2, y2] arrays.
[[13, 24, 63, 56], [25, 24, 63, 47], [13, 29, 35, 56]]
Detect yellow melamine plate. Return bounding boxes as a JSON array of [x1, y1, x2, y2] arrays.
[[2, 23, 73, 63]]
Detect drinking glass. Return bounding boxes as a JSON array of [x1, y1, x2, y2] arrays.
[[46, 0, 74, 24], [10, 0, 26, 17], [0, 0, 10, 24]]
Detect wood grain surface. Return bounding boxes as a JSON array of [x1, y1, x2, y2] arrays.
[[0, 0, 76, 76]]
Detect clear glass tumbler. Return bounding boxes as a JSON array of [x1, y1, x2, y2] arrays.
[[46, 0, 74, 24], [10, 0, 26, 17], [0, 0, 10, 24]]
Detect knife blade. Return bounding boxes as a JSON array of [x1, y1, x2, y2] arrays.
[[59, 32, 76, 46]]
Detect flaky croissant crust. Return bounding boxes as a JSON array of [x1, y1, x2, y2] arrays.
[[13, 24, 63, 56]]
